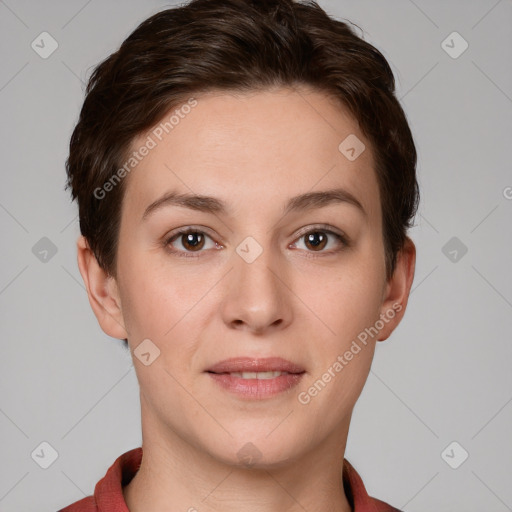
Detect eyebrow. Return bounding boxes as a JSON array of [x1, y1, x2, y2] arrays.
[[142, 187, 367, 220]]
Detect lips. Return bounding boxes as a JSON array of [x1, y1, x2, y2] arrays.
[[206, 357, 306, 375], [206, 357, 306, 399]]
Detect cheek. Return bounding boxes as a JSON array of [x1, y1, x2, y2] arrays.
[[306, 280, 380, 385], [299, 259, 383, 345], [117, 251, 214, 346], [116, 252, 174, 339], [294, 253, 383, 400], [295, 274, 380, 423]]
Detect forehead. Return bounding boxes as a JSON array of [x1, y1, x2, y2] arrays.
[[122, 86, 381, 226]]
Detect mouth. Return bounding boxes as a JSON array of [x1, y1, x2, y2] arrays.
[[206, 356, 306, 375], [206, 357, 306, 399], [214, 370, 295, 380]]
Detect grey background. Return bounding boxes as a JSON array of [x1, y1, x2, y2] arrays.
[[1, 0, 511, 511]]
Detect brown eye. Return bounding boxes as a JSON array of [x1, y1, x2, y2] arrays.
[[180, 232, 205, 251], [304, 231, 328, 251], [166, 229, 218, 256], [291, 227, 349, 256]]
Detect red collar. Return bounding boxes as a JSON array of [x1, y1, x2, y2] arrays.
[[59, 447, 401, 512]]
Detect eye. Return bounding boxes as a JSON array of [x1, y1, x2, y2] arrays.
[[164, 225, 349, 259], [290, 226, 349, 255], [165, 228, 220, 257]]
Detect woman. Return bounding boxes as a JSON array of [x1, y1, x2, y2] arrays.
[[59, 0, 418, 510]]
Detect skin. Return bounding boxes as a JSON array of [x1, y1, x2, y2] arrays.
[[77, 86, 415, 512]]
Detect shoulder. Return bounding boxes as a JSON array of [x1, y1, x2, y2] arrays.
[[57, 495, 98, 511], [371, 496, 404, 511], [343, 458, 403, 512], [57, 447, 142, 512]]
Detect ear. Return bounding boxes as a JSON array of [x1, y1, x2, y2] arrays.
[[377, 237, 416, 342], [76, 235, 128, 340]]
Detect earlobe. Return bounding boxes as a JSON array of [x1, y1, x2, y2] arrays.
[[377, 237, 416, 342], [76, 236, 128, 340]]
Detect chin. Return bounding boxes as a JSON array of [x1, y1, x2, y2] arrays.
[[204, 432, 304, 470]]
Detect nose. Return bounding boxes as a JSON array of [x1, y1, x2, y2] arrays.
[[220, 243, 293, 334]]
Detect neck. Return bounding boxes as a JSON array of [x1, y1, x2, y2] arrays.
[[124, 396, 353, 512]]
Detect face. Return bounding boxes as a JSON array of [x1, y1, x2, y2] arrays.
[[102, 87, 407, 467]]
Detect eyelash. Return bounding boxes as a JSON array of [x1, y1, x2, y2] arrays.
[[163, 225, 350, 259]]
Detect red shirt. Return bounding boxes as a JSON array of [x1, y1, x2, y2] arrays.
[[58, 447, 401, 512]]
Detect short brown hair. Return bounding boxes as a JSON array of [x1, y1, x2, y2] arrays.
[[66, 0, 419, 282]]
